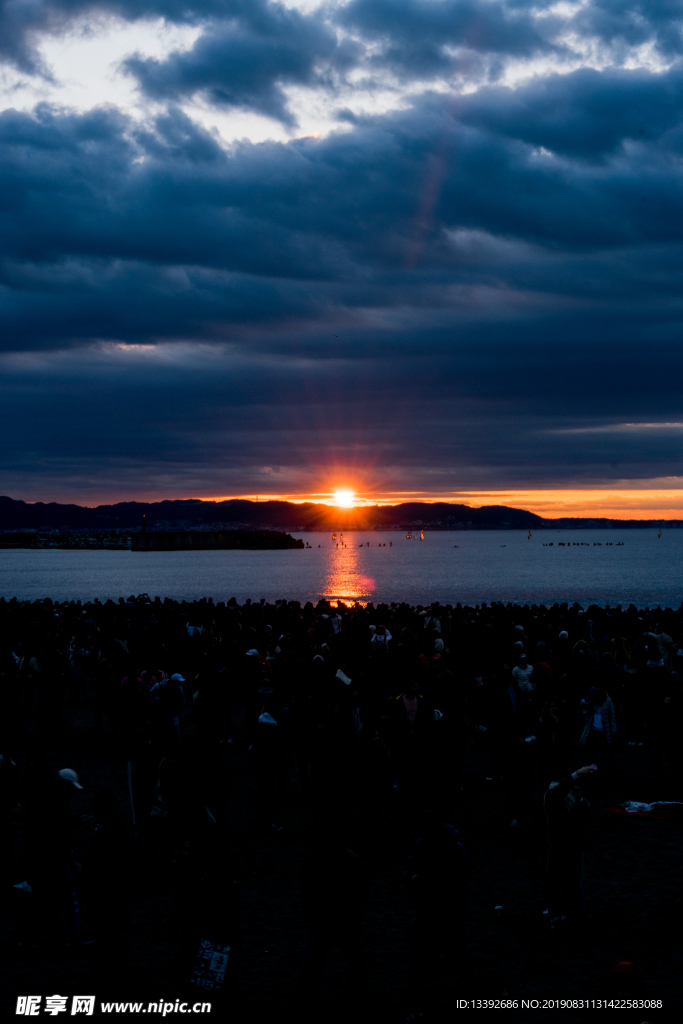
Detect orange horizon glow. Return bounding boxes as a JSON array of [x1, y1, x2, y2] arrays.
[[23, 485, 683, 519], [205, 486, 683, 519]]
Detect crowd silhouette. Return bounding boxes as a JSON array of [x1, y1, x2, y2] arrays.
[[1, 593, 681, 1019]]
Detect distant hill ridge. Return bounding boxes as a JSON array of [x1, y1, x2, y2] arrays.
[[1, 495, 681, 532]]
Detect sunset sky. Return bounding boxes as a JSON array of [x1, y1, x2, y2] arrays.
[[2, 1, 683, 517]]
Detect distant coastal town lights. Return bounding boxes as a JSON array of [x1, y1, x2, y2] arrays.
[[333, 489, 355, 508]]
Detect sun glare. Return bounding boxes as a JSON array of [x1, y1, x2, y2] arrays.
[[334, 489, 355, 508]]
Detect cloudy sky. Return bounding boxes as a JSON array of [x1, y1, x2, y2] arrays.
[[2, 0, 683, 515]]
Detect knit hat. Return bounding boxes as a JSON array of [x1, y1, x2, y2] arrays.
[[58, 768, 83, 790]]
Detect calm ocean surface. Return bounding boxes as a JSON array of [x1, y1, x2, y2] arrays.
[[0, 529, 681, 607]]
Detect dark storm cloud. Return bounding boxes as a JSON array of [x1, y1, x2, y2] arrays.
[[455, 66, 683, 160], [1, 0, 681, 74], [0, 0, 354, 119], [337, 0, 559, 78], [3, 341, 683, 500], [4, 77, 683, 352], [121, 0, 559, 117], [4, 1, 681, 120], [123, 2, 354, 126], [3, 2, 683, 494], [337, 0, 683, 73], [0, 0, 205, 73], [0, 0, 545, 80], [571, 0, 683, 60]]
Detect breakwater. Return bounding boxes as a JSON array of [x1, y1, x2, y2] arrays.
[[131, 530, 303, 551]]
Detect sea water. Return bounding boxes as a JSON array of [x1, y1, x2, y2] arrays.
[[0, 529, 681, 607]]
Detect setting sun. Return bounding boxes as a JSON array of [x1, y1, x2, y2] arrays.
[[333, 489, 355, 507]]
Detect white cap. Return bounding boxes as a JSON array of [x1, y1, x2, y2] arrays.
[[559, 631, 568, 640], [245, 649, 259, 656], [58, 768, 83, 789], [171, 672, 186, 682]]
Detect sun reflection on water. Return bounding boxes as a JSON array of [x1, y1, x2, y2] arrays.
[[321, 539, 376, 600]]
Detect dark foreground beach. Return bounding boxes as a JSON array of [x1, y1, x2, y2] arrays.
[[1, 595, 681, 1023]]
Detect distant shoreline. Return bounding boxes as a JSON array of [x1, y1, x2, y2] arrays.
[[0, 524, 679, 549], [0, 522, 676, 550], [0, 529, 303, 550], [3, 493, 683, 535]]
